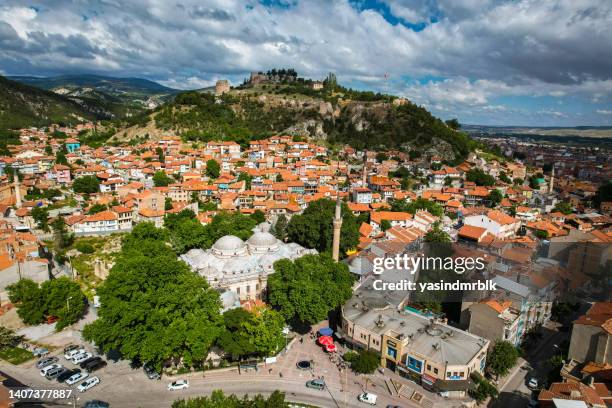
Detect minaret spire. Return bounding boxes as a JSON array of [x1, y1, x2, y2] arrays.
[[549, 164, 555, 194], [332, 194, 343, 261], [14, 171, 22, 209]]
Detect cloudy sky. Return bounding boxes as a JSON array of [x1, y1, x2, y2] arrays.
[[1, 0, 611, 126]]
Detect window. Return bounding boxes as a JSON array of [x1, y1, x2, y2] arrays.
[[407, 357, 423, 374], [427, 364, 431, 371], [447, 372, 451, 377], [387, 346, 397, 359], [236, 287, 240, 295], [434, 368, 438, 374], [460, 372, 465, 378]]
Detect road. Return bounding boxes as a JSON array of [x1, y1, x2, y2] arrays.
[[490, 322, 569, 408]]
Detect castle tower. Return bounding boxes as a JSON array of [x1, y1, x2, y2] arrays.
[[549, 165, 555, 194], [332, 195, 343, 262], [14, 173, 22, 209]]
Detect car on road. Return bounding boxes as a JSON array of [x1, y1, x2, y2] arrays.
[[65, 347, 85, 360], [40, 364, 62, 376], [144, 363, 161, 380], [77, 376, 100, 393], [73, 352, 93, 364], [358, 392, 378, 405], [305, 379, 326, 390], [65, 371, 89, 385], [36, 356, 58, 369], [167, 380, 189, 391], [528, 377, 539, 389], [32, 347, 50, 357], [84, 401, 110, 408], [79, 356, 101, 369], [45, 366, 67, 380], [84, 359, 107, 373]]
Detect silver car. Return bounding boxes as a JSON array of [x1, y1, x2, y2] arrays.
[[36, 356, 59, 369]]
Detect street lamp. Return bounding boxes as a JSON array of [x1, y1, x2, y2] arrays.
[[66, 295, 73, 313]]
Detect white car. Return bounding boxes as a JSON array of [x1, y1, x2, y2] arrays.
[[65, 371, 89, 385], [528, 377, 539, 389], [40, 364, 62, 376], [77, 376, 100, 392], [358, 392, 378, 405], [73, 352, 93, 364], [65, 348, 85, 360], [167, 380, 189, 391]]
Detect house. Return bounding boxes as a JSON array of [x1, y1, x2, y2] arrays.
[[370, 211, 412, 231], [73, 211, 119, 235], [46, 164, 71, 184], [463, 210, 520, 239], [568, 303, 612, 366], [352, 188, 373, 204], [467, 300, 522, 346], [65, 138, 81, 153], [538, 382, 610, 408]]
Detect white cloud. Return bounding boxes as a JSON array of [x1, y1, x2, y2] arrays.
[[596, 109, 612, 115]]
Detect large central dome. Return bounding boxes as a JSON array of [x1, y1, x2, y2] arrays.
[[212, 235, 247, 257], [247, 231, 280, 253]]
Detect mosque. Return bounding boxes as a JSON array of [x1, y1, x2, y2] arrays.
[[180, 225, 317, 304]]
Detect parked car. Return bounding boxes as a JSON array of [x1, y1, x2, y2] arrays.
[[77, 376, 100, 392], [84, 401, 109, 408], [45, 366, 67, 380], [528, 377, 539, 389], [64, 348, 85, 360], [36, 356, 58, 369], [305, 379, 325, 390], [167, 380, 189, 391], [63, 345, 80, 354], [144, 363, 161, 380], [40, 364, 62, 376], [57, 369, 80, 383], [73, 352, 93, 364], [84, 359, 107, 373], [358, 392, 378, 405], [79, 356, 101, 369], [32, 347, 50, 357], [65, 371, 89, 386]]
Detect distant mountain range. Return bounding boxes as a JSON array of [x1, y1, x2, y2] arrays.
[[463, 124, 612, 138]]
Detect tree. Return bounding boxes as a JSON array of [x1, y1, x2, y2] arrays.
[[469, 372, 498, 403], [31, 206, 49, 231], [553, 201, 572, 215], [375, 152, 388, 163], [73, 175, 100, 194], [286, 199, 359, 256], [487, 341, 520, 377], [237, 172, 252, 190], [6, 279, 45, 325], [0, 327, 24, 350], [424, 223, 451, 243], [267, 254, 354, 325], [594, 181, 612, 207], [153, 171, 173, 187], [251, 210, 265, 224], [51, 217, 74, 252], [206, 159, 220, 179], [271, 214, 288, 241], [83, 223, 223, 369], [445, 118, 460, 130], [487, 189, 503, 207], [41, 277, 86, 330], [351, 349, 380, 374], [466, 168, 495, 186], [498, 171, 512, 184], [87, 203, 107, 214], [380, 219, 392, 232], [165, 197, 174, 211], [171, 390, 286, 408], [391, 197, 443, 217]]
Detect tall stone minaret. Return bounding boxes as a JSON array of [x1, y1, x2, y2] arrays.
[[332, 195, 343, 262], [549, 165, 555, 194], [14, 173, 22, 209], [362, 150, 368, 186]]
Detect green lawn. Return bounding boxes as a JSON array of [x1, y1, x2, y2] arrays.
[[0, 346, 34, 364]]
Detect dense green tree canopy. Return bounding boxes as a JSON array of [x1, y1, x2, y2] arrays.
[[390, 197, 443, 217], [487, 341, 520, 377], [466, 168, 495, 186], [267, 254, 354, 325], [7, 277, 86, 330], [72, 175, 100, 194], [206, 159, 220, 179], [172, 390, 286, 408], [286, 199, 359, 256], [153, 171, 174, 187], [351, 349, 380, 374], [83, 223, 223, 369]]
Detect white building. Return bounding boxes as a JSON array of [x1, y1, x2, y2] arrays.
[[181, 227, 317, 300], [73, 211, 119, 235], [463, 210, 520, 239]]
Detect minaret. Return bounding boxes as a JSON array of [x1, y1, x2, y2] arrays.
[[362, 150, 368, 186], [14, 173, 22, 209], [332, 195, 343, 262], [549, 165, 555, 194]]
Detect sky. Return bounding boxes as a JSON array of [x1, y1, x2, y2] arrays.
[[0, 0, 611, 127]]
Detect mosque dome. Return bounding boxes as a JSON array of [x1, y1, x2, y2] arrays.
[[247, 231, 280, 253], [212, 235, 247, 257]]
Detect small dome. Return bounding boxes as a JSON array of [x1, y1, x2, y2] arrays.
[[213, 235, 246, 251], [247, 232, 278, 247], [212, 235, 247, 257]]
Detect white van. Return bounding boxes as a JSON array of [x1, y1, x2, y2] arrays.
[[64, 348, 85, 360], [358, 392, 377, 405]]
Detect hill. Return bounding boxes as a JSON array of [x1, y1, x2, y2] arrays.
[[9, 74, 181, 117], [116, 81, 474, 162], [0, 75, 98, 131]]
